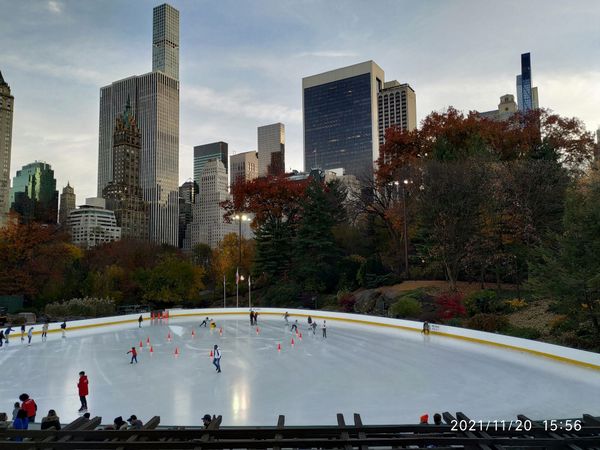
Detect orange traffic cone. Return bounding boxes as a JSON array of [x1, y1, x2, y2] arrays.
[[174, 347, 180, 356], [192, 329, 196, 337], [210, 349, 213, 357], [277, 343, 281, 352], [151, 312, 154, 320], [159, 312, 163, 320], [299, 332, 303, 340], [150, 346, 154, 355], [219, 327, 223, 336], [167, 332, 172, 341], [165, 311, 169, 319], [146, 337, 150, 345], [256, 327, 260, 334], [139, 340, 143, 348], [291, 337, 295, 346]]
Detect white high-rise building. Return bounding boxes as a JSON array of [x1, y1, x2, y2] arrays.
[[185, 159, 238, 249], [68, 198, 121, 249], [97, 4, 179, 246], [258, 123, 285, 177], [377, 81, 416, 145]]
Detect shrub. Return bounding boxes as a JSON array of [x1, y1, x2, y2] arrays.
[[389, 296, 422, 318], [466, 313, 509, 332], [504, 298, 527, 312], [45, 297, 116, 318], [260, 282, 302, 307], [435, 291, 466, 321], [463, 290, 500, 315], [338, 292, 356, 313], [504, 326, 541, 340]]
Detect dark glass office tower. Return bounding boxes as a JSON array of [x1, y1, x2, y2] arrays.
[[516, 53, 538, 113], [303, 61, 384, 179]]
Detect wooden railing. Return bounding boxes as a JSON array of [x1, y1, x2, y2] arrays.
[[0, 412, 598, 449]]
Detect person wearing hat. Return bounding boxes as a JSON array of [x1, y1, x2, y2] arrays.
[[419, 414, 429, 424], [202, 414, 212, 428], [212, 345, 222, 373], [127, 415, 143, 430]]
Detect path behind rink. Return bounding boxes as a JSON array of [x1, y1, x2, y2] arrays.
[[1, 315, 598, 426]]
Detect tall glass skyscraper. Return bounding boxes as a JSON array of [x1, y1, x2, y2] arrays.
[[303, 61, 384, 179], [516, 52, 539, 113], [98, 4, 179, 246], [10, 161, 58, 224], [193, 142, 228, 183]]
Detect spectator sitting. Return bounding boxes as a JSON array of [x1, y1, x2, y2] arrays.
[[12, 402, 20, 420], [433, 413, 442, 425], [113, 416, 127, 430], [420, 414, 429, 424], [0, 412, 8, 428], [41, 409, 61, 430], [202, 414, 212, 428], [12, 409, 28, 442], [83, 412, 91, 420], [127, 415, 143, 430]]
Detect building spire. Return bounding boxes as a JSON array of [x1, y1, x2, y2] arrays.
[[0, 70, 5, 85]]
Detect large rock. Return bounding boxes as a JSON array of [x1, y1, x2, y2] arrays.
[[353, 289, 381, 314]]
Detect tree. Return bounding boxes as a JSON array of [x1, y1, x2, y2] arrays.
[[528, 171, 600, 343], [294, 178, 346, 293]]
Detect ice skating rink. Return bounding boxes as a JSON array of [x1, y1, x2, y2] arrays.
[[1, 314, 599, 427]]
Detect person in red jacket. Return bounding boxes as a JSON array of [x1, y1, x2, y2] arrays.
[[19, 393, 37, 423], [77, 371, 89, 412], [127, 347, 138, 364]]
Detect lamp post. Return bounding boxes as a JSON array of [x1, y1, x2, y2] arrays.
[[237, 275, 244, 308], [395, 180, 410, 279], [233, 214, 251, 267]]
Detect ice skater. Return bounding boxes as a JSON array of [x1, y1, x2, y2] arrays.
[[138, 315, 143, 328], [127, 346, 138, 364], [290, 320, 298, 333], [200, 317, 210, 327], [311, 321, 317, 335], [5, 325, 12, 344], [422, 321, 430, 335], [0, 330, 4, 348], [77, 371, 89, 412], [27, 327, 34, 346], [212, 344, 221, 373], [249, 309, 254, 326], [308, 316, 312, 325], [20, 324, 25, 342], [283, 312, 289, 324], [322, 320, 327, 338], [42, 322, 49, 342], [61, 321, 67, 338]]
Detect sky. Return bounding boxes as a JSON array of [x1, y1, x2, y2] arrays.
[[1, 0, 599, 202]]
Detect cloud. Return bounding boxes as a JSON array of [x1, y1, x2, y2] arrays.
[[184, 85, 302, 124], [47, 1, 62, 14], [294, 51, 358, 58]]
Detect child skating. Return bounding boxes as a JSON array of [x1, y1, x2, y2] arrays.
[[127, 347, 138, 364]]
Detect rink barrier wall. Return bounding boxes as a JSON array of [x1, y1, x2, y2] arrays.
[[23, 308, 599, 370]]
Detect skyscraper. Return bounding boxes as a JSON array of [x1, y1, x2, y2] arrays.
[[59, 182, 76, 226], [185, 159, 237, 249], [98, 3, 179, 246], [230, 150, 258, 185], [10, 161, 59, 224], [178, 179, 198, 248], [303, 61, 385, 179], [152, 4, 179, 80], [258, 123, 285, 176], [516, 53, 539, 113], [193, 142, 228, 183], [377, 81, 416, 145], [0, 70, 14, 227], [102, 99, 149, 240]]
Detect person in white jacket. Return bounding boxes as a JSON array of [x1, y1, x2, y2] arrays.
[[212, 345, 222, 373]]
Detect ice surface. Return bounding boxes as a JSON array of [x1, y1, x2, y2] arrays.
[[1, 314, 598, 427]]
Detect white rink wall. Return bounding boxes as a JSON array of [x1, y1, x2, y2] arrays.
[[29, 307, 600, 369]]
